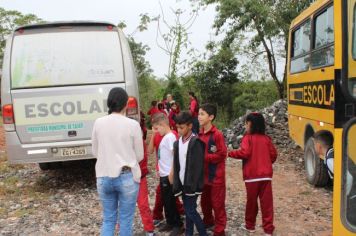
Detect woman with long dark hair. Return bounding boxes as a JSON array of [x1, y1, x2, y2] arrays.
[[92, 87, 143, 236]]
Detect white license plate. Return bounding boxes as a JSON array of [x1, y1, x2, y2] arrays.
[[59, 146, 86, 157]]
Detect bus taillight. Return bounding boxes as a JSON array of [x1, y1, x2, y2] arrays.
[[127, 97, 139, 120], [2, 104, 14, 124]]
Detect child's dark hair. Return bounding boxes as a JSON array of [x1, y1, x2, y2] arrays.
[[200, 103, 217, 121], [175, 111, 193, 125], [158, 102, 164, 110], [151, 101, 157, 106], [314, 130, 333, 148], [189, 91, 199, 103], [107, 87, 128, 114], [245, 112, 265, 134]]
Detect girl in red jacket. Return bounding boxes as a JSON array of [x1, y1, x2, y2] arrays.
[[228, 112, 277, 236]]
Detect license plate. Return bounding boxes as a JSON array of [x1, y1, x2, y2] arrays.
[[59, 146, 86, 157]]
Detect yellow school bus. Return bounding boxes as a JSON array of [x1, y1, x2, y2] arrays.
[[287, 0, 356, 234]]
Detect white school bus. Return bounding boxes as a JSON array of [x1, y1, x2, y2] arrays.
[[287, 0, 356, 234], [1, 21, 140, 170]]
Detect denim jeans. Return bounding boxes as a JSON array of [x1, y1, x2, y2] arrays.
[[182, 194, 207, 236], [97, 172, 139, 236]]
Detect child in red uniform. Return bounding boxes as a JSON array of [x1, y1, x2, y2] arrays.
[[228, 112, 277, 236], [198, 103, 227, 236], [138, 140, 156, 235], [148, 101, 160, 119], [168, 101, 179, 131], [139, 112, 156, 236]]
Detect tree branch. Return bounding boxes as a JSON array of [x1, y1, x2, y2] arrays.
[[155, 20, 170, 55]]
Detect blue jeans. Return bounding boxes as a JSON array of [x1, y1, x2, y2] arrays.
[[182, 195, 207, 236], [97, 172, 139, 236]]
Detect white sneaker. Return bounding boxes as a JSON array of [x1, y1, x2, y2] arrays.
[[240, 224, 256, 233]]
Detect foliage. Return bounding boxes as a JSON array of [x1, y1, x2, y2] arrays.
[[190, 46, 239, 120], [155, 2, 200, 79], [127, 37, 165, 112], [232, 80, 278, 118], [164, 79, 185, 109], [0, 8, 42, 64], [200, 0, 315, 98]]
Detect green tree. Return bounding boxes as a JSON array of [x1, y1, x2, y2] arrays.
[[126, 36, 165, 112], [117, 21, 165, 112], [201, 0, 315, 98], [0, 8, 42, 64], [191, 46, 239, 121], [232, 80, 278, 117], [155, 2, 199, 80]]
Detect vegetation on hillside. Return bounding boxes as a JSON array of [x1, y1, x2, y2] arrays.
[[0, 1, 315, 127]]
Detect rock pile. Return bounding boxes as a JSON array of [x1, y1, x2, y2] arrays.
[[223, 99, 297, 150]]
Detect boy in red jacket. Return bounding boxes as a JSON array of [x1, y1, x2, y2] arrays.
[[228, 112, 277, 236], [198, 103, 227, 236]]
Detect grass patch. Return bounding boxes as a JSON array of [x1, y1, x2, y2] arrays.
[[300, 190, 312, 195], [11, 208, 34, 218], [3, 176, 19, 185], [0, 207, 7, 216], [0, 162, 11, 173]]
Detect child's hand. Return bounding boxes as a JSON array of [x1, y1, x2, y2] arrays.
[[228, 144, 233, 151]]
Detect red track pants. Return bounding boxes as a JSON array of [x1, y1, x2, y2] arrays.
[[153, 183, 184, 220], [245, 180, 274, 235], [137, 177, 155, 232], [201, 184, 227, 236]]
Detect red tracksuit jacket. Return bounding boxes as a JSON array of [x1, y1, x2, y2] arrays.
[[228, 134, 277, 181], [199, 125, 227, 186]]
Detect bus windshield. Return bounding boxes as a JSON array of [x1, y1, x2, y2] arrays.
[[11, 30, 124, 89]]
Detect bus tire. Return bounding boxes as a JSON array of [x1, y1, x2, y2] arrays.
[[39, 162, 62, 170], [304, 137, 329, 187], [39, 162, 50, 170]]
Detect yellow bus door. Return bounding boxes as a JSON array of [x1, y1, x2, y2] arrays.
[[333, 0, 356, 234]]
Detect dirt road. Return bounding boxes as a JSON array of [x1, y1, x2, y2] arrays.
[[0, 127, 332, 235]]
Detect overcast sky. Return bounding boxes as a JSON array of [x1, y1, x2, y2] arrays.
[[1, 0, 217, 78]]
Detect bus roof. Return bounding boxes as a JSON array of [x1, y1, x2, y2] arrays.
[[15, 21, 116, 31], [290, 0, 331, 29]]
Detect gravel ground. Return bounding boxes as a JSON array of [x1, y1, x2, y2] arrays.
[[0, 127, 332, 236]]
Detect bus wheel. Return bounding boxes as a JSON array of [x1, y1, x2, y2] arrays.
[[39, 163, 50, 170], [304, 137, 329, 187], [38, 162, 62, 170]]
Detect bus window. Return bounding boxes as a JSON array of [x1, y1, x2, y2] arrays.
[[350, 4, 356, 98], [290, 20, 311, 74], [352, 4, 356, 60], [311, 5, 334, 68], [11, 30, 124, 89], [344, 121, 356, 230]]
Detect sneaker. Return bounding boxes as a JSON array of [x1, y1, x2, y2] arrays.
[[204, 224, 214, 232], [159, 224, 173, 232], [240, 224, 256, 233], [153, 219, 164, 227], [169, 226, 184, 236]]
